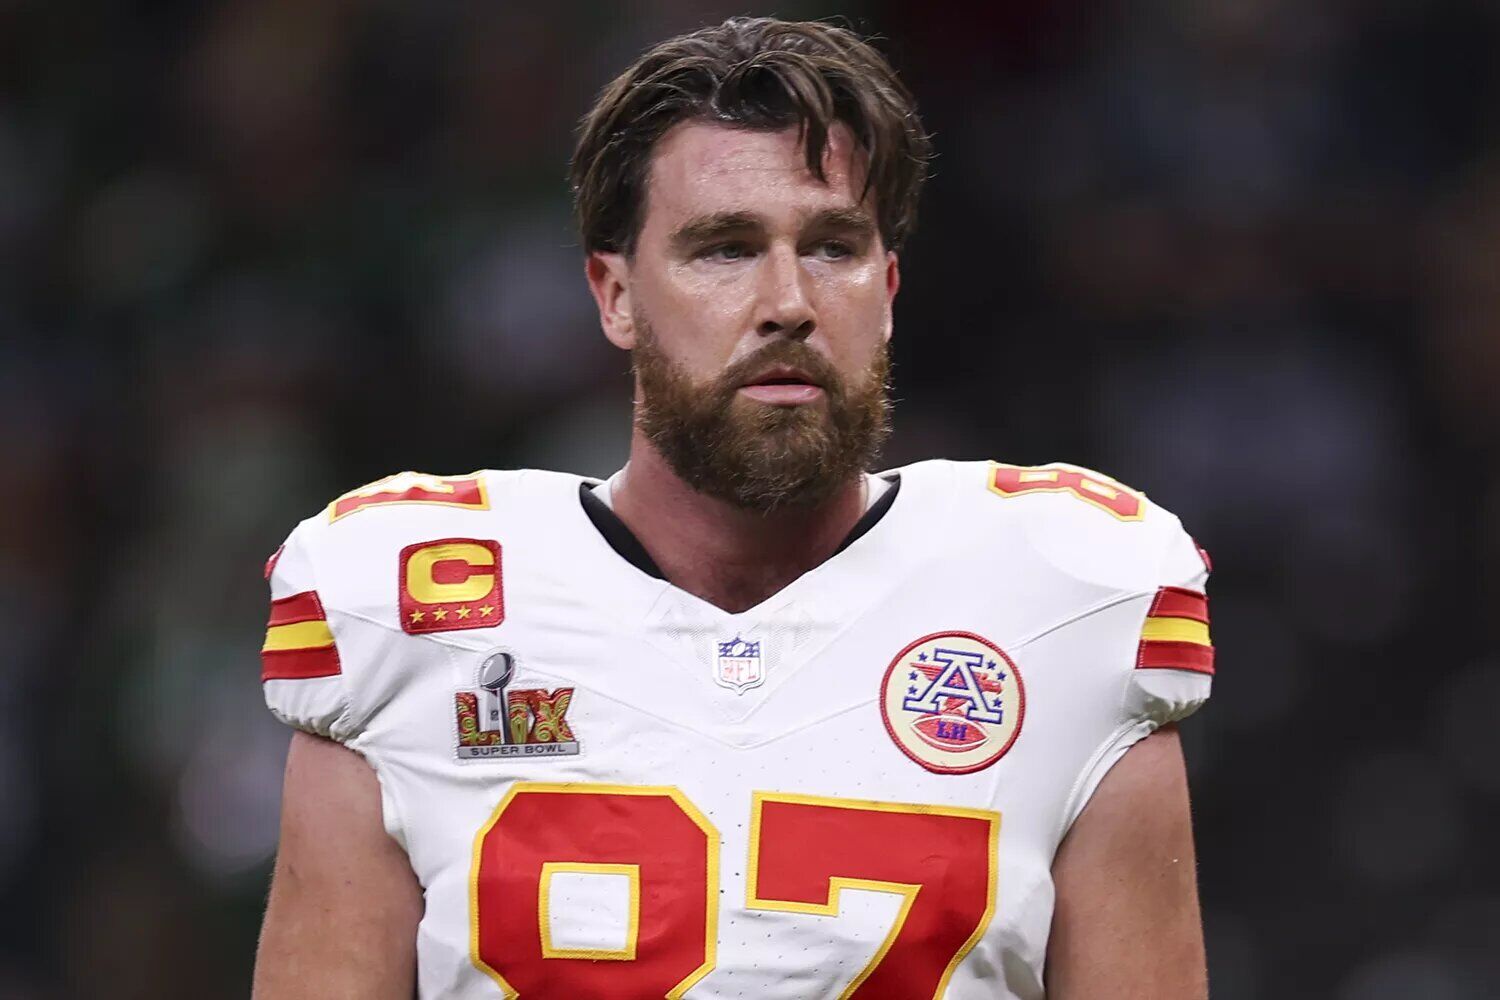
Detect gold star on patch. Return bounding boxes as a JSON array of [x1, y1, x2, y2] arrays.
[[455, 606, 472, 619], [478, 605, 495, 616], [409, 610, 425, 624], [432, 608, 449, 621]]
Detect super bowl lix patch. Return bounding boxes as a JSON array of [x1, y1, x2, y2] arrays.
[[456, 650, 580, 760]]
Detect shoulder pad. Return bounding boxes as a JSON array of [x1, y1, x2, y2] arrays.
[[324, 471, 492, 524], [260, 469, 537, 739], [952, 459, 1195, 593]]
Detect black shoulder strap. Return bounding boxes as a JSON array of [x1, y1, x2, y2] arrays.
[[834, 473, 902, 555], [578, 482, 668, 580]]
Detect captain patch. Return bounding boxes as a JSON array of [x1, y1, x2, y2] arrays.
[[400, 538, 504, 634]]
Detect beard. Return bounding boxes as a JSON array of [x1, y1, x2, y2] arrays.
[[632, 320, 892, 513]]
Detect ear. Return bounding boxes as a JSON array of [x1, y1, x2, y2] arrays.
[[585, 251, 636, 350], [882, 250, 901, 344]]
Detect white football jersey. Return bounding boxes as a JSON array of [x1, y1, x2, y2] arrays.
[[261, 459, 1213, 1000]]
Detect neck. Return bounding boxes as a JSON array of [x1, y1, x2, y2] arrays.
[[609, 428, 868, 613]]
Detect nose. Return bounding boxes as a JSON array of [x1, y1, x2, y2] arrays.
[[755, 244, 816, 340]]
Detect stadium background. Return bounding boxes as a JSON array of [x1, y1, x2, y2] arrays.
[[2, 1, 1497, 996]]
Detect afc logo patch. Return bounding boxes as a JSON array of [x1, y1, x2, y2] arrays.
[[400, 538, 503, 634], [880, 631, 1025, 774]]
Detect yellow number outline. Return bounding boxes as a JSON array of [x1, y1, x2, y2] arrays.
[[538, 861, 640, 961]]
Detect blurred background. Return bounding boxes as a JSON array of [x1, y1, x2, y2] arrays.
[[1, 0, 1497, 996]]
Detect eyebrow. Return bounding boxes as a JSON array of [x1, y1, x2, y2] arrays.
[[669, 211, 762, 252], [803, 207, 877, 239], [668, 207, 877, 253]]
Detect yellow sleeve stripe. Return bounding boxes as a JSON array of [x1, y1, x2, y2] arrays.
[[262, 619, 336, 653], [1139, 616, 1212, 647]]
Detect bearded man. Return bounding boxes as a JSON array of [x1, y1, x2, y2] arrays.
[[253, 17, 1215, 1000]]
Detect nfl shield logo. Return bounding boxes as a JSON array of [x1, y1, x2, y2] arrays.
[[715, 636, 764, 693]]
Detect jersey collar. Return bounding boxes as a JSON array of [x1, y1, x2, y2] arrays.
[[577, 473, 903, 583]]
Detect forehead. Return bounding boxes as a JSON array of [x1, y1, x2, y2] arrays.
[[643, 121, 869, 229]]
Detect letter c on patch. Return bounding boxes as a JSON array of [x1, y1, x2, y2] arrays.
[[406, 541, 496, 604]]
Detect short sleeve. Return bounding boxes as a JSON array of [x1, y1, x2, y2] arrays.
[[260, 521, 356, 741], [1057, 520, 1214, 837], [1123, 526, 1214, 727]]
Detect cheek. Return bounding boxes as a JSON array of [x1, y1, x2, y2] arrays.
[[816, 263, 891, 355], [641, 273, 748, 375]]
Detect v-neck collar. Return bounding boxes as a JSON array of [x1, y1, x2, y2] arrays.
[[577, 472, 903, 586], [548, 465, 938, 730]]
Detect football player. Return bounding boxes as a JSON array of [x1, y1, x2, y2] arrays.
[[253, 17, 1213, 1000]]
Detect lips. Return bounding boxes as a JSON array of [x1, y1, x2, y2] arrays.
[[737, 363, 826, 406], [740, 364, 821, 389]]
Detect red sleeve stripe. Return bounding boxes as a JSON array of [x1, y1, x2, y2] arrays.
[[267, 590, 327, 627], [1148, 586, 1209, 624], [1137, 586, 1215, 675], [262, 591, 341, 681], [262, 645, 342, 681], [1136, 640, 1215, 675]]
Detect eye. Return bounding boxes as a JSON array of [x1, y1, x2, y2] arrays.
[[701, 242, 755, 262], [810, 240, 855, 261]]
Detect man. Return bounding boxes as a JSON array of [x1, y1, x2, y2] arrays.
[[253, 17, 1213, 1000]]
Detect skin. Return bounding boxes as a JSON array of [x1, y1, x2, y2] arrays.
[[253, 120, 1208, 999], [1048, 725, 1209, 999], [252, 730, 421, 1000], [586, 122, 899, 613]]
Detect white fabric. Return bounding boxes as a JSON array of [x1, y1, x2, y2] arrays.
[[263, 459, 1211, 999], [544, 870, 633, 953], [591, 470, 622, 509], [862, 470, 891, 510]]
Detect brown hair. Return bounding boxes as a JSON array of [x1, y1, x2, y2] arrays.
[[570, 17, 932, 256]]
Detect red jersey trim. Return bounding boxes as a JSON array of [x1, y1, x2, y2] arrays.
[[267, 590, 328, 627], [261, 646, 343, 681], [1136, 640, 1215, 675], [1147, 586, 1210, 624]]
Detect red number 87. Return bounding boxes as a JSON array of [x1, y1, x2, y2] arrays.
[[471, 783, 1000, 999]]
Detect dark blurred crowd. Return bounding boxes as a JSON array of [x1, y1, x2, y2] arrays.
[[1, 1, 1497, 997]]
